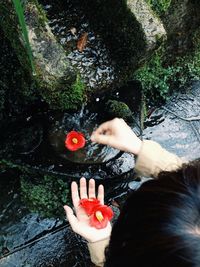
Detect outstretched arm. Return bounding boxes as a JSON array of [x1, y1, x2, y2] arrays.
[[91, 118, 183, 178]]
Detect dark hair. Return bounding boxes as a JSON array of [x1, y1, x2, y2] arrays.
[[105, 159, 200, 267]]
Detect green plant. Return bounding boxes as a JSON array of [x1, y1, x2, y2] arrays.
[[134, 38, 200, 107], [145, 0, 171, 15], [21, 174, 70, 218], [133, 50, 175, 103], [12, 0, 35, 74]]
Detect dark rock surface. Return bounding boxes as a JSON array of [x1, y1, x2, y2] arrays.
[[143, 81, 200, 161]]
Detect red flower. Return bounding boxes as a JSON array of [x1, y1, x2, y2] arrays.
[[65, 131, 86, 151], [79, 198, 114, 229], [79, 198, 101, 215], [90, 205, 114, 229]]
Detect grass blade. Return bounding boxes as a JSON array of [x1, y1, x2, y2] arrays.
[[12, 0, 36, 75]]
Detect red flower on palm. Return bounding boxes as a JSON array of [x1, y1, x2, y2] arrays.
[[79, 198, 114, 229], [90, 205, 114, 229], [65, 131, 86, 151], [80, 198, 101, 215]]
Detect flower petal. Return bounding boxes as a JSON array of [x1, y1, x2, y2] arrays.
[[65, 131, 86, 151], [79, 198, 100, 215]]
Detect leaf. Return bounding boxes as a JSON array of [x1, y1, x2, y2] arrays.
[[77, 32, 88, 52], [12, 0, 35, 75]]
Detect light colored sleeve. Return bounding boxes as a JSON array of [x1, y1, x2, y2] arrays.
[[87, 238, 109, 267], [135, 140, 184, 178]]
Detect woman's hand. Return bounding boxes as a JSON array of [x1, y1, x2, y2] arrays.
[[91, 118, 142, 155], [64, 177, 112, 243]]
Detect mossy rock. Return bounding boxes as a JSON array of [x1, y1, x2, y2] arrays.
[[81, 0, 166, 82], [105, 100, 133, 122], [0, 0, 86, 111], [21, 174, 70, 218]]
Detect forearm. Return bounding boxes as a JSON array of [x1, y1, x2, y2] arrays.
[[135, 140, 183, 178], [87, 238, 109, 267]]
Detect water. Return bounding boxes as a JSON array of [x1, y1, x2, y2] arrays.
[[0, 100, 140, 181], [40, 0, 116, 90], [48, 105, 121, 164]]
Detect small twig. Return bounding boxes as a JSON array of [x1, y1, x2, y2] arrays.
[[162, 107, 200, 121]]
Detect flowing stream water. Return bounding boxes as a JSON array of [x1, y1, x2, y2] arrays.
[[40, 0, 116, 90]]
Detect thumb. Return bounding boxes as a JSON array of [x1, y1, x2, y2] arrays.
[[91, 134, 111, 145], [64, 205, 79, 231]]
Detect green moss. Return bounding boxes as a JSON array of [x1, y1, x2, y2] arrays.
[[21, 174, 70, 218], [145, 0, 171, 16], [177, 29, 200, 82], [133, 47, 175, 103], [0, 159, 19, 173], [29, 0, 49, 25], [105, 100, 133, 122], [65, 74, 86, 109], [133, 28, 200, 106], [39, 73, 86, 110]]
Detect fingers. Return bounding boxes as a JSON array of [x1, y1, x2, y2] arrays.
[[71, 177, 104, 205], [71, 181, 80, 208], [80, 177, 88, 199], [92, 121, 111, 135], [64, 205, 79, 231], [91, 134, 111, 145], [97, 184, 104, 204], [88, 179, 96, 198]]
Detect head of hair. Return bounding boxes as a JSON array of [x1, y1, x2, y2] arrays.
[[105, 159, 200, 267]]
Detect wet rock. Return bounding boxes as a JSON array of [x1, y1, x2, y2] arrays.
[[143, 81, 200, 161], [0, 170, 91, 267], [0, 222, 91, 267], [162, 0, 200, 55], [81, 0, 166, 82], [127, 0, 166, 51], [0, 0, 81, 111]]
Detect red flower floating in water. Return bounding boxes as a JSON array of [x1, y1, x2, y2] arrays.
[[65, 131, 86, 151], [80, 198, 114, 229]]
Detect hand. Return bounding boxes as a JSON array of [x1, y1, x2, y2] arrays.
[[64, 177, 112, 243], [91, 118, 142, 155]]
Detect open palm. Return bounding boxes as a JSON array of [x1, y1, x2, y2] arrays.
[[64, 177, 112, 243]]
